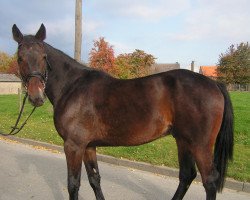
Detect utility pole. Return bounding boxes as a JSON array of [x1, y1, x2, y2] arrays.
[[191, 61, 195, 72], [74, 0, 82, 62]]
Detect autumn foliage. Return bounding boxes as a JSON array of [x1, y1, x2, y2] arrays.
[[89, 37, 115, 74], [115, 49, 155, 78], [88, 37, 156, 79], [7, 59, 19, 76], [0, 52, 19, 76], [0, 52, 13, 72]]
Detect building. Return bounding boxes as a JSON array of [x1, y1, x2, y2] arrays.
[[199, 66, 218, 79], [0, 74, 22, 94], [150, 62, 180, 74]]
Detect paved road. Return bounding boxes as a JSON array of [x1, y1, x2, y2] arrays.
[[0, 138, 249, 200]]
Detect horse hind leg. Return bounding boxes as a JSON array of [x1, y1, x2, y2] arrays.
[[172, 139, 197, 200], [194, 146, 219, 200], [84, 146, 105, 200]]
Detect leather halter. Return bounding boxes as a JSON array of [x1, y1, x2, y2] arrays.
[[18, 42, 51, 90]]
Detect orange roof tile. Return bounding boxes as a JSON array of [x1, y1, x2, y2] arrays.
[[200, 66, 218, 77]]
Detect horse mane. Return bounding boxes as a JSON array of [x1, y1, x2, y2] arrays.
[[43, 42, 92, 71]]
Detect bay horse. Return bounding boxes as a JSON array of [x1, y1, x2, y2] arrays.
[[12, 24, 233, 200]]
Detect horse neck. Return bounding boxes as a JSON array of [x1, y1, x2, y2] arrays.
[[44, 43, 89, 106]]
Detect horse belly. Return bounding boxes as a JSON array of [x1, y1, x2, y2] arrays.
[[100, 117, 173, 147]]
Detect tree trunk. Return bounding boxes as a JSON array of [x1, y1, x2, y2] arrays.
[[74, 0, 82, 62]]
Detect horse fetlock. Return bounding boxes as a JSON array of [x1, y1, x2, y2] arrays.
[[203, 177, 217, 200]]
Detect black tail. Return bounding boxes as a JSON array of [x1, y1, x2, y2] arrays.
[[214, 82, 234, 192]]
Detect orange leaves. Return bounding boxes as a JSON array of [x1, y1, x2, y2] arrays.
[[88, 38, 156, 79], [89, 37, 115, 74], [0, 52, 19, 76]]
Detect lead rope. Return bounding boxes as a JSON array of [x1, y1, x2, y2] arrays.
[[0, 92, 36, 136]]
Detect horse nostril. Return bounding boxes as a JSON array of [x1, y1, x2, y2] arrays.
[[35, 98, 44, 106], [29, 96, 45, 107], [37, 97, 44, 103]]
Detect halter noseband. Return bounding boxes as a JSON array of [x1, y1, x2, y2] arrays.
[[23, 62, 49, 89], [21, 60, 51, 90]]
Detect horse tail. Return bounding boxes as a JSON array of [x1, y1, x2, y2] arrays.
[[214, 82, 234, 192]]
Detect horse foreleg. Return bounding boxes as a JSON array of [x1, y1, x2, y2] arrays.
[[172, 139, 197, 200], [84, 146, 105, 200], [64, 140, 84, 200]]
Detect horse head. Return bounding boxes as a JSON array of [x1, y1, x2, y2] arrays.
[[12, 24, 48, 107]]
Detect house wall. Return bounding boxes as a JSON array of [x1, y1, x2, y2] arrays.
[[0, 82, 22, 94]]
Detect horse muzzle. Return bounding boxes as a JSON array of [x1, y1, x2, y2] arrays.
[[26, 77, 46, 107], [28, 92, 46, 107]]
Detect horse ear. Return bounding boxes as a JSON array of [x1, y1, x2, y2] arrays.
[[35, 23, 46, 41], [12, 24, 23, 43]]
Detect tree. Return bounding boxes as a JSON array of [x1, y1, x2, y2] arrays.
[[89, 37, 115, 73], [0, 52, 13, 72], [7, 56, 19, 76], [115, 49, 156, 79], [217, 42, 250, 85], [88, 38, 156, 78], [0, 52, 19, 75], [114, 53, 133, 79]]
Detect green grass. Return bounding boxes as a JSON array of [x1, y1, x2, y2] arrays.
[[0, 94, 62, 145], [226, 92, 250, 181], [0, 92, 249, 182]]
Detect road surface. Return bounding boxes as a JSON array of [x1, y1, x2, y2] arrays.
[[0, 138, 249, 200]]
